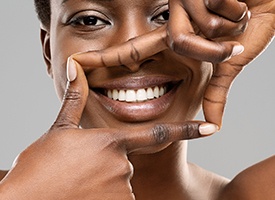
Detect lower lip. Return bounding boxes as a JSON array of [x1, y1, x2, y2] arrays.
[[92, 85, 179, 122]]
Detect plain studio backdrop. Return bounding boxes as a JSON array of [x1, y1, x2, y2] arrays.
[[0, 1, 274, 179]]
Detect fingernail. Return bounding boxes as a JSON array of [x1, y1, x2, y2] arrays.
[[66, 57, 77, 82], [199, 123, 219, 135], [232, 45, 244, 57], [247, 10, 251, 20]]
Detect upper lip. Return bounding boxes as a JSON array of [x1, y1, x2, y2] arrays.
[[89, 75, 183, 90]]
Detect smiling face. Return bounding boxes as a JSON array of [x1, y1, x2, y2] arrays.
[[44, 0, 212, 129]]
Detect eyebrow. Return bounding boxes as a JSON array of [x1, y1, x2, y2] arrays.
[[62, 0, 113, 4]]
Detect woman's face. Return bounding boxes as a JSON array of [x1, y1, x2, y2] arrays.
[[46, 0, 212, 129]]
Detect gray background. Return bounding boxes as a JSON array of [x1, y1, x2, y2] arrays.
[[0, 1, 274, 179]]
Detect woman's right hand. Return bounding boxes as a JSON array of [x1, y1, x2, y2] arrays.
[[0, 37, 217, 200]]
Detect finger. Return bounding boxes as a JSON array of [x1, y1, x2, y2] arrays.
[[51, 58, 89, 129], [187, 4, 250, 38], [203, 62, 242, 127], [168, 0, 244, 63], [182, 0, 249, 38], [205, 0, 248, 22], [72, 26, 168, 71], [203, 12, 275, 127], [118, 121, 218, 153]]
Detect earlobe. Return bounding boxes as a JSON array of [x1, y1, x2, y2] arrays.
[[40, 27, 53, 78]]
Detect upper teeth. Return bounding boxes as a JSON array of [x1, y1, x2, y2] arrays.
[[107, 86, 167, 102]]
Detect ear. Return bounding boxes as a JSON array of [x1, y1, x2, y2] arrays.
[[40, 26, 53, 78]]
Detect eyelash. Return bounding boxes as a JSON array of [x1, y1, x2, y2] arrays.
[[69, 15, 111, 28], [152, 10, 170, 24], [67, 9, 169, 30]]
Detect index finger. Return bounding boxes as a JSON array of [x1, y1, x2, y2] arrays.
[[72, 25, 168, 70], [117, 121, 218, 154]]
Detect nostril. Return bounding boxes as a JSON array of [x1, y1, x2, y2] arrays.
[[122, 59, 155, 72], [142, 59, 154, 65]]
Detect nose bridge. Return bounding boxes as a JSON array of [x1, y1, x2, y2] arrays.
[[119, 13, 151, 42], [114, 12, 154, 72]]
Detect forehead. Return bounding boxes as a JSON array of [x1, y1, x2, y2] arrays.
[[50, 0, 169, 21], [61, 0, 113, 3], [52, 0, 167, 8]]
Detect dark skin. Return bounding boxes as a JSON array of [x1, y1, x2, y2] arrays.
[[0, 0, 274, 199]]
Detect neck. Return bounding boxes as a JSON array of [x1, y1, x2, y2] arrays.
[[129, 141, 190, 200]]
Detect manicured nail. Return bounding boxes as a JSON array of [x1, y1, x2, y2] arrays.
[[66, 57, 77, 82], [199, 123, 219, 135], [232, 45, 244, 57], [247, 10, 251, 20]]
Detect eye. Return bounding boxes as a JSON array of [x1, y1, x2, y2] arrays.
[[70, 15, 110, 27], [66, 10, 112, 32], [155, 10, 170, 21], [152, 9, 169, 25]]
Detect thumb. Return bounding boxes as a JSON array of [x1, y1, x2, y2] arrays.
[[203, 61, 242, 128], [51, 58, 89, 129]]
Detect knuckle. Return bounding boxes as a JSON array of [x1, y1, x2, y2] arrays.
[[151, 124, 170, 144], [168, 33, 191, 55], [214, 44, 231, 63], [119, 160, 134, 179], [51, 118, 78, 130], [184, 123, 200, 139], [204, 18, 224, 38], [205, 0, 222, 11], [105, 133, 121, 150], [64, 89, 82, 102]]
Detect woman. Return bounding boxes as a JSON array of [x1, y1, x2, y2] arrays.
[[0, 0, 274, 199]]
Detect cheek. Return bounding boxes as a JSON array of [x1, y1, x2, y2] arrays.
[[186, 62, 212, 118], [49, 32, 110, 101], [175, 62, 212, 120]]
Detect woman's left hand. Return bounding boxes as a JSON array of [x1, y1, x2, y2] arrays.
[[202, 0, 275, 127], [167, 0, 250, 63], [167, 0, 275, 128]]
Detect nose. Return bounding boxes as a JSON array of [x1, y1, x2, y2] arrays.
[[109, 15, 156, 72]]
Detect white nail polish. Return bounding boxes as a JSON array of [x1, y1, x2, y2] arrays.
[[232, 45, 244, 57], [247, 10, 251, 19], [66, 57, 77, 82], [199, 123, 219, 135]]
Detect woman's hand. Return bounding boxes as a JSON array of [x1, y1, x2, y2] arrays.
[[203, 0, 275, 127], [0, 34, 218, 200], [167, 0, 274, 127], [167, 0, 250, 63]]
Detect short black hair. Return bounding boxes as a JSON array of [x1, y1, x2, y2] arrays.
[[34, 0, 51, 27]]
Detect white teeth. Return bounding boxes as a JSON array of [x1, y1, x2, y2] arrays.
[[159, 86, 165, 96], [147, 87, 154, 99], [106, 86, 167, 102], [118, 90, 126, 101], [153, 86, 159, 98], [107, 90, 112, 99], [126, 90, 136, 102], [136, 89, 147, 102], [113, 89, 119, 100]]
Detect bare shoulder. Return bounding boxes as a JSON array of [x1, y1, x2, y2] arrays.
[[219, 155, 275, 200]]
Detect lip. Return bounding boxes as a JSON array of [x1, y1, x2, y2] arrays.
[[90, 75, 183, 122]]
